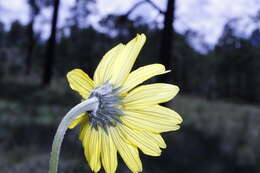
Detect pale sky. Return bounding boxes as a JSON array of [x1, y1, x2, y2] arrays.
[[0, 0, 259, 48]]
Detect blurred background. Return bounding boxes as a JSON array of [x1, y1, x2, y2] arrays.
[[0, 0, 260, 172]]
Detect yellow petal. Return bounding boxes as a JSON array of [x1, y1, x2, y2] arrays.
[[119, 64, 169, 94], [121, 111, 180, 133], [144, 132, 166, 149], [101, 130, 118, 173], [93, 44, 125, 86], [127, 105, 183, 124], [118, 124, 162, 156], [88, 127, 102, 172], [68, 113, 87, 129], [123, 83, 179, 109], [110, 126, 142, 173], [67, 69, 94, 98], [82, 126, 101, 172], [79, 121, 90, 141], [82, 124, 92, 162], [110, 34, 146, 88]]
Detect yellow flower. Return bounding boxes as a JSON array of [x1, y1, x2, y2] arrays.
[[66, 34, 182, 173]]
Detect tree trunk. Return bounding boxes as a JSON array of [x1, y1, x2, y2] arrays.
[[159, 0, 175, 83], [25, 19, 35, 75], [42, 0, 60, 86]]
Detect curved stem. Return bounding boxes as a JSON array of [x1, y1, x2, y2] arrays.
[[49, 97, 98, 173]]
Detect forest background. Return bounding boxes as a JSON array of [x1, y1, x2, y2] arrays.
[[0, 0, 260, 172]]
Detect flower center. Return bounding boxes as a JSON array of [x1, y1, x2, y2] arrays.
[[88, 82, 123, 130]]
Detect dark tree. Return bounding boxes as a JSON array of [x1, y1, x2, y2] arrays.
[[159, 0, 176, 83], [25, 21, 34, 75], [42, 0, 60, 86], [25, 0, 41, 75], [114, 0, 176, 83]]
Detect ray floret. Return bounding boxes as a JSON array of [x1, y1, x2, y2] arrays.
[[50, 33, 182, 173]]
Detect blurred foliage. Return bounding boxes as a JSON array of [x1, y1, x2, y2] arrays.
[[214, 23, 260, 102], [1, 15, 259, 103], [0, 1, 260, 172], [1, 79, 260, 172]]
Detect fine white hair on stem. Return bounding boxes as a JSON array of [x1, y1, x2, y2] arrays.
[[48, 97, 99, 173]]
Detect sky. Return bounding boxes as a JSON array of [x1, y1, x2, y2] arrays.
[[0, 0, 260, 48]]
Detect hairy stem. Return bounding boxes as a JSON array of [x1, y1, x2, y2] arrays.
[[49, 97, 98, 173]]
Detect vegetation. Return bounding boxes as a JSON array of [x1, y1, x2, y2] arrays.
[[1, 79, 260, 173], [1, 16, 260, 103], [0, 0, 260, 172]]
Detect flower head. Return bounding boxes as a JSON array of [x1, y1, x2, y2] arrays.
[[67, 34, 182, 173]]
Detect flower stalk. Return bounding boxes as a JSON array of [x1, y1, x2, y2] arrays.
[[48, 97, 99, 173]]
